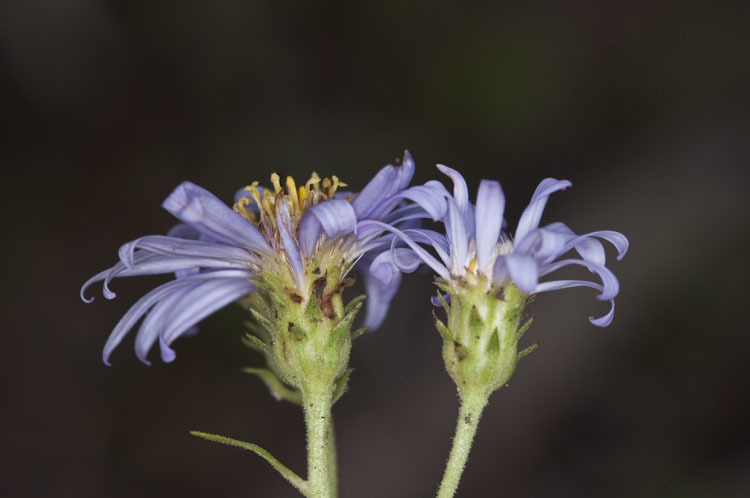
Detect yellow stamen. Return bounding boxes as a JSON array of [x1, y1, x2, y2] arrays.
[[262, 195, 276, 228], [270, 173, 283, 194], [243, 182, 263, 215], [286, 176, 300, 212], [331, 175, 346, 193], [232, 196, 256, 223], [307, 172, 321, 193], [468, 258, 477, 273], [235, 172, 348, 237]]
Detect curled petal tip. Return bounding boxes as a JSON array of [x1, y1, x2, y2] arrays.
[[589, 314, 611, 327]]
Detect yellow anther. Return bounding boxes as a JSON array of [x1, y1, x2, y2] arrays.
[[331, 175, 346, 196], [468, 258, 477, 273], [244, 182, 264, 214], [270, 173, 283, 194], [307, 172, 321, 193], [286, 176, 300, 212], [298, 185, 308, 207], [233, 197, 256, 223], [262, 195, 276, 227]]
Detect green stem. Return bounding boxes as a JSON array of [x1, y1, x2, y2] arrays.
[[436, 389, 491, 498], [327, 416, 338, 498], [303, 387, 334, 498]]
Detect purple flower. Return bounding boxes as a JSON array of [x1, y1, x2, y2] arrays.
[[82, 152, 444, 364], [358, 165, 628, 326]]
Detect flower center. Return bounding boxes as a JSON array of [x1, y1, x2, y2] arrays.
[[233, 172, 349, 230]]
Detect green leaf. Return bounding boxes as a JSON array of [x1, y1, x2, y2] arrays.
[[190, 431, 308, 495], [242, 367, 302, 405]]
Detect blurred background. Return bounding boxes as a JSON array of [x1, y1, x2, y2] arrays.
[[2, 1, 749, 497]]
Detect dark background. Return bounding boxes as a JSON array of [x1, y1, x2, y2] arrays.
[[2, 1, 749, 497]]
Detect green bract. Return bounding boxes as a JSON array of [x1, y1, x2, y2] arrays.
[[242, 264, 364, 403], [433, 278, 537, 399]]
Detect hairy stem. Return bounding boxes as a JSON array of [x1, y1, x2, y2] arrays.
[[303, 387, 334, 498], [327, 416, 338, 498], [436, 389, 490, 498]]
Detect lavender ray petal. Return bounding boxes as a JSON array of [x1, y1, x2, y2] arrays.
[[355, 228, 449, 267], [514, 178, 572, 242], [167, 223, 200, 240], [275, 198, 305, 286], [445, 199, 468, 276], [101, 270, 253, 365], [589, 300, 615, 327], [514, 228, 572, 262], [436, 164, 469, 216], [361, 266, 402, 330], [356, 221, 450, 280], [81, 269, 110, 303], [352, 151, 415, 220], [560, 230, 629, 262], [298, 199, 357, 257], [308, 199, 358, 238], [134, 284, 196, 365], [162, 181, 272, 253], [368, 247, 421, 285], [175, 268, 200, 280], [158, 278, 255, 362], [402, 228, 451, 266], [391, 180, 449, 221], [298, 214, 322, 257], [103, 252, 250, 300], [534, 279, 615, 326], [504, 254, 539, 294], [474, 180, 505, 273], [119, 235, 252, 268], [492, 257, 510, 284], [102, 279, 194, 365], [538, 258, 619, 300]]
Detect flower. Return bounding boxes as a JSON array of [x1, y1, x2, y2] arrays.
[[358, 164, 628, 326], [81, 152, 445, 365]]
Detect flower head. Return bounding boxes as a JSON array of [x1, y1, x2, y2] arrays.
[[361, 165, 628, 326], [82, 152, 443, 365]]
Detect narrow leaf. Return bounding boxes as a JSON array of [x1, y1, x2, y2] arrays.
[[190, 431, 308, 495]]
